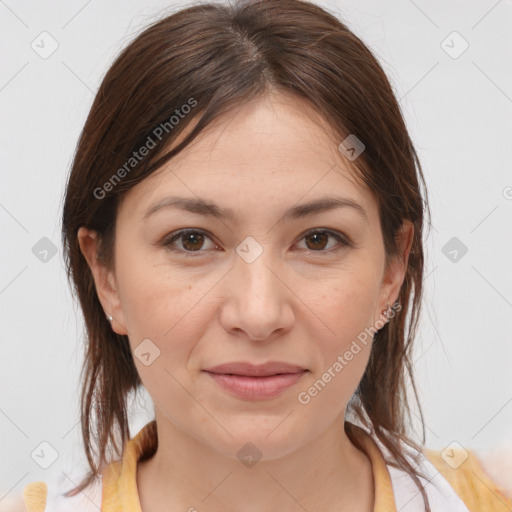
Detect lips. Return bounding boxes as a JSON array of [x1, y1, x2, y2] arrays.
[[203, 361, 307, 377], [202, 362, 308, 400]]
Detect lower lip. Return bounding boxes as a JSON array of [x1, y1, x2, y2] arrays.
[[203, 371, 307, 400]]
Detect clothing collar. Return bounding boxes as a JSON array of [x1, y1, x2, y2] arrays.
[[101, 420, 397, 512]]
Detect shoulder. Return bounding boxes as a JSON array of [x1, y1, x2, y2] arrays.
[[423, 445, 512, 512], [22, 471, 102, 512], [371, 433, 512, 512], [347, 422, 472, 511], [385, 448, 472, 512]]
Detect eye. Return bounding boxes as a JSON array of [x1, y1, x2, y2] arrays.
[[295, 229, 350, 253], [162, 228, 351, 256], [163, 229, 217, 255]]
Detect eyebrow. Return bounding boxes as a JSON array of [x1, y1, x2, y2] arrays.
[[143, 195, 368, 223]]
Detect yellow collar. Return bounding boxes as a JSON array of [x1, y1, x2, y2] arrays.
[[101, 420, 396, 512]]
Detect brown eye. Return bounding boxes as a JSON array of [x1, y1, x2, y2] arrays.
[[163, 228, 350, 257], [304, 232, 329, 250], [164, 229, 216, 253], [297, 229, 350, 252], [180, 232, 205, 251]]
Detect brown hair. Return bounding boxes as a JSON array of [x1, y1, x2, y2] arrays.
[[62, 0, 432, 509]]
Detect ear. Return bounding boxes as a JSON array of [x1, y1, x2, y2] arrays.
[[374, 220, 414, 326], [77, 227, 128, 335]]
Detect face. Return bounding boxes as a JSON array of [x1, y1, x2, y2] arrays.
[[80, 92, 412, 461]]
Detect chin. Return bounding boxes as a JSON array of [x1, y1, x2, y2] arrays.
[[203, 421, 306, 462]]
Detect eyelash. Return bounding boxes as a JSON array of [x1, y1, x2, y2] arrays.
[[162, 228, 351, 257]]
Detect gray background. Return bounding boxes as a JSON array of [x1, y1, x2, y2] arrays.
[[1, 0, 511, 503]]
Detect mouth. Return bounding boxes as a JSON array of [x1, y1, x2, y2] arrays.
[[202, 361, 308, 377], [202, 362, 308, 400]]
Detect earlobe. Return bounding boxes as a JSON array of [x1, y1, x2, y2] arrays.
[[77, 227, 128, 335]]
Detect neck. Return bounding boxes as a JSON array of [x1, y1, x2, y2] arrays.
[[136, 412, 374, 512]]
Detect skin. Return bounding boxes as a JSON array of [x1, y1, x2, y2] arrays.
[[79, 91, 413, 512]]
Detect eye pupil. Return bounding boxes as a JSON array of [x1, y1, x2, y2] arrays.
[[306, 232, 328, 250], [182, 232, 204, 251]]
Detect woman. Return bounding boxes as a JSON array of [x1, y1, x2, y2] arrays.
[[21, 0, 512, 511]]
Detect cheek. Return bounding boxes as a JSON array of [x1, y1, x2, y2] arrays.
[[300, 271, 378, 393], [115, 240, 199, 331], [296, 284, 374, 420], [116, 259, 209, 410], [114, 243, 212, 378], [310, 269, 381, 346]]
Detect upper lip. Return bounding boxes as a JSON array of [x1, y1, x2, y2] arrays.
[[203, 362, 307, 377]]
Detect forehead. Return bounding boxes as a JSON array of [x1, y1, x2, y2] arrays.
[[164, 92, 355, 173], [118, 92, 378, 224]]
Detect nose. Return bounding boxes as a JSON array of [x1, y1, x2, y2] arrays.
[[219, 244, 294, 341]]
